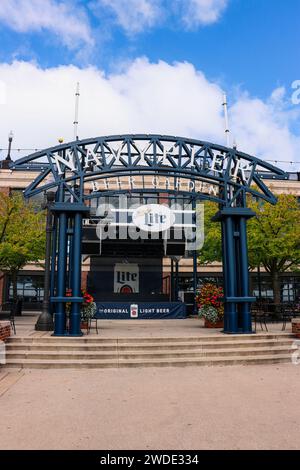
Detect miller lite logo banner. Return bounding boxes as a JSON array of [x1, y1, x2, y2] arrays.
[[95, 302, 186, 319], [114, 263, 139, 293], [132, 204, 175, 232]]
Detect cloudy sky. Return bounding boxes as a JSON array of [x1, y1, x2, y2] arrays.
[[0, 0, 299, 169]]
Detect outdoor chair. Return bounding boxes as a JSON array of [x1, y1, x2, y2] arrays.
[[266, 303, 283, 322], [265, 303, 294, 331], [281, 303, 298, 330], [292, 304, 300, 318], [88, 316, 99, 335], [252, 303, 268, 332]]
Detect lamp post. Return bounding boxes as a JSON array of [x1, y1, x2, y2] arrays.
[[257, 264, 262, 301], [170, 258, 174, 301], [35, 191, 56, 331], [1, 131, 13, 169], [175, 257, 179, 301], [171, 255, 182, 301], [7, 131, 13, 160]]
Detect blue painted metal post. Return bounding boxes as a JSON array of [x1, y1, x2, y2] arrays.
[[53, 212, 68, 335], [69, 212, 83, 336], [224, 215, 238, 333], [68, 218, 74, 290], [220, 219, 229, 332], [192, 198, 198, 315], [239, 216, 252, 333], [49, 214, 57, 314], [213, 207, 256, 334]]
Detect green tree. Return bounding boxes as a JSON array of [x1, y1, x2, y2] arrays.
[[199, 195, 300, 303], [247, 194, 300, 303], [198, 201, 222, 265], [0, 192, 46, 304]]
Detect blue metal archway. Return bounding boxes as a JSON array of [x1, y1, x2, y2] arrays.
[[11, 134, 287, 335]]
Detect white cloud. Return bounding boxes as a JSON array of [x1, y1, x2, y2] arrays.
[[0, 0, 230, 52], [91, 0, 229, 35], [0, 59, 298, 170], [0, 0, 94, 49], [178, 0, 229, 28], [270, 86, 286, 104], [230, 92, 300, 167], [93, 0, 163, 34]]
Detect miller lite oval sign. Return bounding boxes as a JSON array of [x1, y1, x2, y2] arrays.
[[132, 204, 175, 232], [114, 263, 139, 293]]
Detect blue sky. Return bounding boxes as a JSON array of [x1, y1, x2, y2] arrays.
[[0, 0, 299, 168], [0, 0, 299, 99]]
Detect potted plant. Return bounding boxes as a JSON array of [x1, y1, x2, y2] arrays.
[[80, 289, 97, 332], [196, 283, 224, 328], [65, 288, 97, 333]]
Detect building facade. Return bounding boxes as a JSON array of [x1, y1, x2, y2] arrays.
[[0, 163, 299, 314]]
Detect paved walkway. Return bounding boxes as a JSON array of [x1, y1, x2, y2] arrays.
[[0, 315, 298, 450], [0, 363, 299, 450], [12, 314, 292, 338]]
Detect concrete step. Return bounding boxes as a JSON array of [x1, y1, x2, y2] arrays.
[[5, 338, 293, 352], [4, 345, 294, 361], [7, 332, 293, 344], [4, 353, 292, 369], [3, 333, 295, 369]]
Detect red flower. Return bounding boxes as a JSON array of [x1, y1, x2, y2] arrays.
[[195, 283, 224, 315]]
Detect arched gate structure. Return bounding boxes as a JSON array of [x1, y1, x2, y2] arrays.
[[11, 134, 287, 335]]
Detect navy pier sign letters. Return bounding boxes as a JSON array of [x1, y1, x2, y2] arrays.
[[12, 134, 286, 205]]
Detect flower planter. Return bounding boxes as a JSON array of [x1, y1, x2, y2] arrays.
[[204, 318, 224, 329], [66, 288, 96, 334], [80, 320, 89, 332], [196, 284, 224, 329], [292, 318, 300, 338]]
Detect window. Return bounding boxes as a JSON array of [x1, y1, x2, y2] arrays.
[[252, 274, 300, 303], [7, 275, 44, 303], [178, 275, 222, 292], [281, 276, 300, 303]]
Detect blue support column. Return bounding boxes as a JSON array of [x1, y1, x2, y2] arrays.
[[53, 212, 68, 335], [67, 218, 74, 290], [50, 202, 89, 336], [239, 216, 252, 333], [224, 215, 238, 333], [220, 219, 229, 332], [69, 212, 83, 336], [49, 214, 57, 314], [212, 207, 256, 334], [192, 198, 198, 315]]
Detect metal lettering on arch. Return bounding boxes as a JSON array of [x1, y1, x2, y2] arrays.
[[11, 134, 287, 204], [11, 134, 288, 336]]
